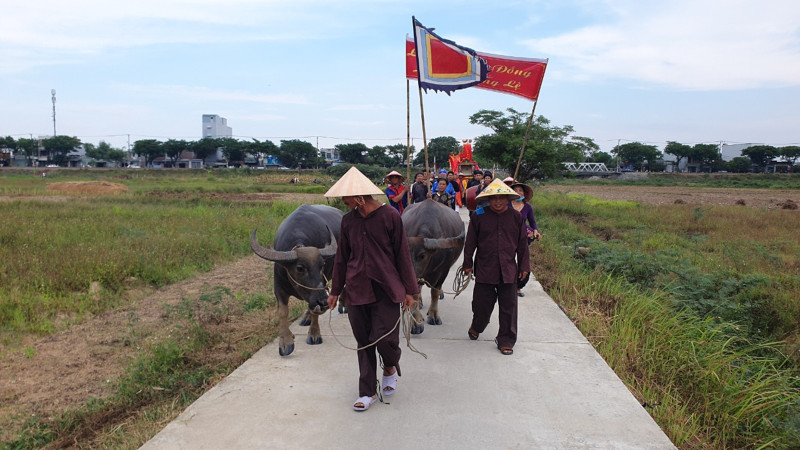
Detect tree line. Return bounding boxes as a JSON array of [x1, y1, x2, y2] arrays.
[[466, 109, 799, 177], [3, 109, 798, 175]]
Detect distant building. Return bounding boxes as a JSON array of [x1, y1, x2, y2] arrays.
[[319, 147, 342, 165], [719, 143, 756, 162], [201, 114, 233, 167], [202, 115, 232, 139]]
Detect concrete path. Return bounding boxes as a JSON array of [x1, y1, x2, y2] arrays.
[[142, 209, 675, 450]]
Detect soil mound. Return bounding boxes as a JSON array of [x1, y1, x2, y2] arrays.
[[46, 181, 129, 195]]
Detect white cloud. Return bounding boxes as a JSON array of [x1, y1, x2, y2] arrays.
[[0, 0, 362, 73], [522, 0, 800, 90], [116, 84, 311, 105], [329, 104, 389, 111], [325, 118, 386, 127]]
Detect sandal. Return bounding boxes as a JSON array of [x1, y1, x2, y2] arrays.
[[495, 338, 513, 355], [381, 371, 398, 396], [353, 395, 377, 411], [467, 328, 479, 340]]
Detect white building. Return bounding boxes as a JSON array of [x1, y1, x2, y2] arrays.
[[719, 143, 757, 162], [201, 114, 233, 166], [319, 147, 342, 165], [202, 115, 232, 139]]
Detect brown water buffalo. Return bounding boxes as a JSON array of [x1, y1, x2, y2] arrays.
[[402, 199, 465, 334], [251, 204, 343, 356]]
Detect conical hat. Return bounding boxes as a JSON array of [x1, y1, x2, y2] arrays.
[[384, 170, 405, 182], [325, 166, 384, 198], [510, 182, 534, 203], [476, 178, 523, 200]]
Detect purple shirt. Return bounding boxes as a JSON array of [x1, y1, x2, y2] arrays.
[[330, 204, 419, 305], [510, 202, 537, 230]]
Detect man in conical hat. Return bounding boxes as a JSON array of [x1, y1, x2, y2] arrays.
[[325, 166, 419, 411], [383, 170, 408, 214], [462, 178, 530, 356]]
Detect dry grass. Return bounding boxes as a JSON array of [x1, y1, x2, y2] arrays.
[[45, 181, 130, 195]]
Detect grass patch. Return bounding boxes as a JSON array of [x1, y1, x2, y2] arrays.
[[0, 195, 302, 339], [532, 191, 800, 447], [2, 285, 289, 449], [547, 173, 800, 190], [0, 168, 334, 196]]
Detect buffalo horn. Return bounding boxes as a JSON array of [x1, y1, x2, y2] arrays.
[[319, 227, 338, 258], [423, 229, 466, 250], [250, 229, 298, 263]]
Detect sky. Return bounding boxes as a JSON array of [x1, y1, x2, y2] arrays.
[[2, 0, 800, 156]]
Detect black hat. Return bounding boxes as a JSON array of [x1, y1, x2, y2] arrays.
[[473, 169, 482, 176], [483, 170, 493, 178]]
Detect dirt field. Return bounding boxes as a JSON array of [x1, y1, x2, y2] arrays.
[[541, 184, 800, 209], [1, 184, 797, 444]]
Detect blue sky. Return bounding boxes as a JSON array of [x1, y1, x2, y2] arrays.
[[2, 0, 799, 156]]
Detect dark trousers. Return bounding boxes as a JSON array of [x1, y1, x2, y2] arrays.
[[470, 282, 518, 348], [347, 294, 401, 397]]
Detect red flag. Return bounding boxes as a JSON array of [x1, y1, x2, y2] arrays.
[[406, 37, 547, 101]]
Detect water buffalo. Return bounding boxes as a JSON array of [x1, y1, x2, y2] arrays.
[[402, 199, 465, 334], [251, 204, 343, 356]]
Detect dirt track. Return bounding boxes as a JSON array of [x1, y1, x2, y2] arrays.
[[541, 185, 800, 209]]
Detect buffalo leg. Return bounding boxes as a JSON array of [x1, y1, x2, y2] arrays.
[[426, 286, 443, 325], [299, 309, 312, 326], [277, 299, 295, 356], [306, 313, 323, 345], [410, 293, 425, 335]]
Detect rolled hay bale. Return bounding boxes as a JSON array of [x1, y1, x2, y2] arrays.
[[46, 181, 129, 195]]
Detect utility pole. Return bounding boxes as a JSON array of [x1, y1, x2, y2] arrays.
[[51, 89, 57, 136]]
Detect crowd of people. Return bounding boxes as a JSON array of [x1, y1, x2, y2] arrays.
[[322, 166, 541, 412]]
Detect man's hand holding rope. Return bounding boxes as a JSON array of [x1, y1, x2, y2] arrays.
[[403, 294, 416, 311], [326, 294, 339, 311]]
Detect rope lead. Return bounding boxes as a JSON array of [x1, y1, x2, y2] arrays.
[[328, 306, 428, 359]]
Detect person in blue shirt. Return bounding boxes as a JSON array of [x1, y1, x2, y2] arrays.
[[431, 174, 456, 197]]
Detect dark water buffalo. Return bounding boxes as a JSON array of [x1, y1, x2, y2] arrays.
[[402, 199, 465, 334], [251, 204, 343, 356]]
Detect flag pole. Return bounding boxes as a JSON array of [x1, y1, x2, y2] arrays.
[[418, 83, 430, 190], [513, 58, 548, 181], [513, 100, 538, 181], [406, 79, 411, 191]]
